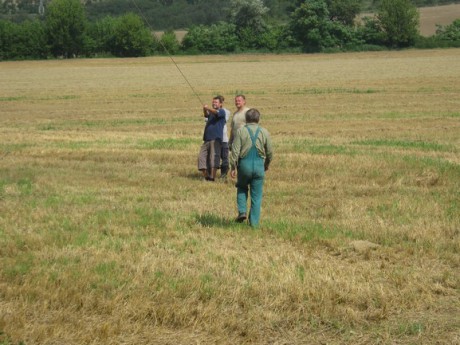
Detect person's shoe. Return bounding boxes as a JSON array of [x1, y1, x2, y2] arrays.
[[205, 176, 215, 182], [236, 213, 247, 223]]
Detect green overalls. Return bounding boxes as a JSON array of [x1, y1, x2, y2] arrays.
[[236, 125, 265, 227]]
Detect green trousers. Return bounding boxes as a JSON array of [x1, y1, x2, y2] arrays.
[[236, 126, 265, 227]]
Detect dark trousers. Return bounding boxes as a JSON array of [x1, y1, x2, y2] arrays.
[[221, 142, 229, 175]]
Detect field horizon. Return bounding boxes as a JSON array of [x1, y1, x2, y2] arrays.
[[0, 49, 459, 344], [363, 3, 460, 36], [156, 3, 460, 41]]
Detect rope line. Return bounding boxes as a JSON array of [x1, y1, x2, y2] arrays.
[[129, 0, 204, 105]]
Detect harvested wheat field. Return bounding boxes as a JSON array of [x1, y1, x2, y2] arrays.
[[0, 49, 459, 344], [419, 4, 460, 36]]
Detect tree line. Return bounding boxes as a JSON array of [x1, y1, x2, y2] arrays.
[[2, 0, 459, 26], [0, 0, 459, 60]]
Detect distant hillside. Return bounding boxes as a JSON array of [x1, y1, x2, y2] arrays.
[[1, 0, 459, 37], [418, 4, 460, 36], [360, 3, 460, 36]]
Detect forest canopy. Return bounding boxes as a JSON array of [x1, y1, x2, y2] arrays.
[[1, 0, 458, 28], [1, 0, 459, 59]]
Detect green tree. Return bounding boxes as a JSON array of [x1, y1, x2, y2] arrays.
[[289, 0, 353, 52], [17, 20, 49, 59], [158, 29, 180, 54], [45, 0, 87, 57], [87, 16, 117, 54], [356, 16, 386, 46], [110, 13, 154, 57], [435, 19, 460, 41], [377, 0, 419, 47], [86, 0, 227, 30], [0, 19, 48, 60], [181, 22, 238, 53], [230, 0, 268, 30], [0, 19, 17, 60], [229, 0, 269, 49], [256, 24, 293, 51], [326, 0, 361, 26]]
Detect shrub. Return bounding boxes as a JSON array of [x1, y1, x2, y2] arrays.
[[0, 19, 48, 60], [181, 22, 238, 53], [87, 16, 117, 55], [159, 29, 180, 55], [377, 0, 419, 48], [435, 19, 460, 41], [45, 0, 87, 58], [356, 16, 386, 46], [110, 13, 154, 57]]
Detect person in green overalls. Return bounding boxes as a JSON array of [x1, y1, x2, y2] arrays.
[[230, 108, 273, 227]]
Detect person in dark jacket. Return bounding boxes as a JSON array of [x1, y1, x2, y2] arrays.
[[198, 96, 227, 181]]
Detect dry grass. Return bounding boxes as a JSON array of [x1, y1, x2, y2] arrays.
[[0, 49, 459, 345], [419, 4, 460, 36]]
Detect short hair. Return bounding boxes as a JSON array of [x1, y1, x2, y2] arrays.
[[214, 95, 224, 103], [245, 108, 260, 123], [235, 94, 246, 100]]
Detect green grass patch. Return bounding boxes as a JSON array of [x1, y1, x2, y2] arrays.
[[377, 111, 458, 119], [47, 139, 112, 150], [229, 89, 267, 95], [136, 138, 197, 150], [0, 95, 80, 102], [38, 95, 80, 101], [129, 93, 166, 98], [0, 331, 25, 345], [39, 124, 58, 131], [17, 178, 33, 196], [402, 155, 460, 176], [366, 201, 412, 225], [290, 139, 358, 155], [57, 95, 79, 100], [4, 253, 35, 280], [52, 117, 199, 130], [307, 144, 357, 155], [90, 260, 128, 293], [199, 273, 216, 300], [279, 87, 379, 95], [0, 175, 34, 198], [352, 139, 455, 152], [445, 193, 459, 221], [194, 212, 236, 228], [83, 118, 168, 128], [394, 321, 425, 336], [134, 207, 169, 229], [0, 143, 32, 153], [264, 220, 359, 242], [0, 96, 27, 102], [59, 141, 93, 149], [70, 192, 98, 206], [39, 216, 92, 248]]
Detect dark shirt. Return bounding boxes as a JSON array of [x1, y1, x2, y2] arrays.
[[203, 108, 226, 142]]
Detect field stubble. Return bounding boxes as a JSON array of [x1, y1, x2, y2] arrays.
[[0, 49, 459, 344]]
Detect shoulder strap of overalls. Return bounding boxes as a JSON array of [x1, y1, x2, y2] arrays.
[[246, 125, 261, 146]]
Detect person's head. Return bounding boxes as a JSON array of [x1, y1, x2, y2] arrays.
[[215, 95, 225, 108], [234, 94, 246, 110], [212, 96, 223, 109], [245, 108, 260, 124]]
